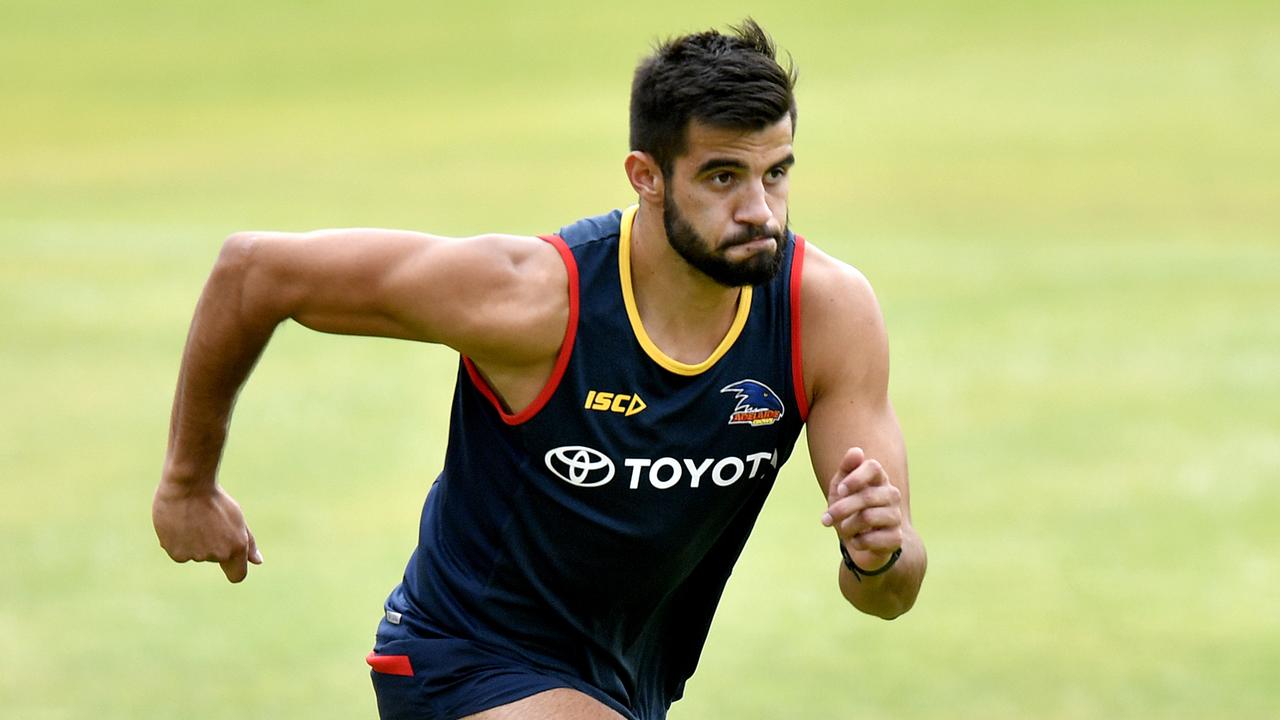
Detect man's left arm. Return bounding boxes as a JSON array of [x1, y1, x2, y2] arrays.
[[801, 245, 926, 619]]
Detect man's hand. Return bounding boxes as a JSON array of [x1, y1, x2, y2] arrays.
[[821, 447, 904, 571], [152, 481, 263, 583]]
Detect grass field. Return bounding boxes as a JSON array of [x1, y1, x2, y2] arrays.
[[2, 1, 1278, 718]]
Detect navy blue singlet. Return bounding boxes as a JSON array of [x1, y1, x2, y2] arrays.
[[375, 206, 809, 719]]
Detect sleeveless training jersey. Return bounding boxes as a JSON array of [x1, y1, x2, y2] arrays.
[[386, 206, 809, 718]]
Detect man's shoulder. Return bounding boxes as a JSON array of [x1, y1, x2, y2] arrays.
[[799, 243, 880, 321], [555, 209, 624, 247], [798, 242, 889, 395]]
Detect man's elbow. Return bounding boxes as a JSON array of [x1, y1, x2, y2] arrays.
[[223, 230, 258, 250], [867, 591, 919, 621], [841, 558, 926, 620], [846, 584, 918, 621], [211, 232, 260, 286], [210, 232, 293, 322]]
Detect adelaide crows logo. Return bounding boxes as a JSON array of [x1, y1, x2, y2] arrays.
[[720, 379, 785, 427]]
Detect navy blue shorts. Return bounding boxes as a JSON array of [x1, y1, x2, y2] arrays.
[[366, 613, 635, 720]]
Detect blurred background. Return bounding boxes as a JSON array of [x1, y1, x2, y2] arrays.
[[2, 1, 1277, 717]]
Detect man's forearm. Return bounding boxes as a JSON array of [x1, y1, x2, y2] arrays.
[[163, 236, 284, 489], [838, 525, 926, 620]]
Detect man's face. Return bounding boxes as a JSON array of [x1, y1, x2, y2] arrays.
[[662, 116, 794, 287]]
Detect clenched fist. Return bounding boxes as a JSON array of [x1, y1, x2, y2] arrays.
[[153, 481, 263, 583], [821, 447, 903, 572]]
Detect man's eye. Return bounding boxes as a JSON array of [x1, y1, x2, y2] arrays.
[[768, 166, 789, 181], [710, 172, 735, 186]]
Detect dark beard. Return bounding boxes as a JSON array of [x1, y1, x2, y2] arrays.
[[662, 192, 786, 288]]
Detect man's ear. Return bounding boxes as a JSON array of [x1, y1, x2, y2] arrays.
[[624, 151, 664, 203]]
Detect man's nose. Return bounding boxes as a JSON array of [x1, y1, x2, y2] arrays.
[[734, 181, 773, 229]]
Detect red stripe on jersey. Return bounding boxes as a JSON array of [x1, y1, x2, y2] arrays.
[[463, 233, 580, 426], [789, 236, 810, 422], [365, 651, 414, 677]]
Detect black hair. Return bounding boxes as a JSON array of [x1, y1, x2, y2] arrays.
[[630, 18, 798, 176]]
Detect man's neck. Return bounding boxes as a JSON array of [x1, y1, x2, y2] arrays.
[[627, 203, 745, 366]]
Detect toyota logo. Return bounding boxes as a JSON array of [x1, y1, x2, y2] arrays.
[[544, 445, 615, 488]]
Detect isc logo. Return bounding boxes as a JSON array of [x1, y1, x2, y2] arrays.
[[584, 390, 647, 417]]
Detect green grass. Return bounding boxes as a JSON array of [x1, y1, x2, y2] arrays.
[[3, 1, 1278, 718]]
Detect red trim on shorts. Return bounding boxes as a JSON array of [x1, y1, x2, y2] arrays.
[[366, 651, 414, 677], [790, 235, 810, 422], [463, 234, 579, 426]]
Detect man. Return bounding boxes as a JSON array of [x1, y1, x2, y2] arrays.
[[153, 19, 925, 720]]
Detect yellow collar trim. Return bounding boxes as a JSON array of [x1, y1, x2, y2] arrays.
[[618, 204, 753, 376]]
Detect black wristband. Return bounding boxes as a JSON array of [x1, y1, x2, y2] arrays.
[[840, 543, 902, 582]]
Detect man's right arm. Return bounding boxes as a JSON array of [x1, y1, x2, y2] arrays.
[[154, 229, 569, 582]]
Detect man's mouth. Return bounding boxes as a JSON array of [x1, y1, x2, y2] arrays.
[[723, 234, 779, 252]]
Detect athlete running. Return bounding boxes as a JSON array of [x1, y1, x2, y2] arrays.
[[153, 19, 926, 720]]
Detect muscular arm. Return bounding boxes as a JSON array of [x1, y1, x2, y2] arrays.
[[154, 229, 568, 581], [801, 245, 926, 619]]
